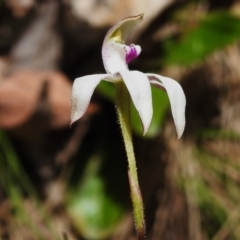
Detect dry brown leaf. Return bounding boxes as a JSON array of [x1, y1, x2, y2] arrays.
[[0, 71, 72, 129]]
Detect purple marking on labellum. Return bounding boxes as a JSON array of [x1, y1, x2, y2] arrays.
[[125, 45, 140, 64]]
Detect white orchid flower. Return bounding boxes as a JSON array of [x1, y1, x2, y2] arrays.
[[71, 14, 186, 138]]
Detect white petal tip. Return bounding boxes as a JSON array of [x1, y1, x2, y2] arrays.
[[70, 119, 76, 126], [142, 119, 152, 136], [174, 117, 185, 139], [177, 124, 185, 139], [142, 128, 148, 136], [70, 112, 81, 126], [177, 132, 183, 139]]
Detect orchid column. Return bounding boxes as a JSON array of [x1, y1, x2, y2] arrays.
[[71, 14, 186, 240]]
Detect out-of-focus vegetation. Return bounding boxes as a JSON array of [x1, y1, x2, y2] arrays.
[[1, 0, 240, 240], [163, 12, 240, 65], [177, 129, 240, 239]]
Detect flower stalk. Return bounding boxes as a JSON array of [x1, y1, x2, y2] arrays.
[[115, 82, 145, 240]]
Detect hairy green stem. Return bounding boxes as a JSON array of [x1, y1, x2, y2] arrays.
[[115, 82, 145, 240]]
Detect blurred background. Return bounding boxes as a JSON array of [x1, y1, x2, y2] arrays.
[[1, 0, 240, 239]]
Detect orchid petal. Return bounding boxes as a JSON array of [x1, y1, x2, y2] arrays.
[[71, 74, 113, 124], [118, 71, 153, 135], [146, 73, 186, 139]]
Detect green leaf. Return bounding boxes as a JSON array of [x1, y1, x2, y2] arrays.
[[67, 155, 124, 240], [164, 12, 240, 65]]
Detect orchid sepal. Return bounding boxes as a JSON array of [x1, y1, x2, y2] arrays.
[[118, 70, 153, 135], [146, 73, 186, 139], [71, 74, 113, 125]]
